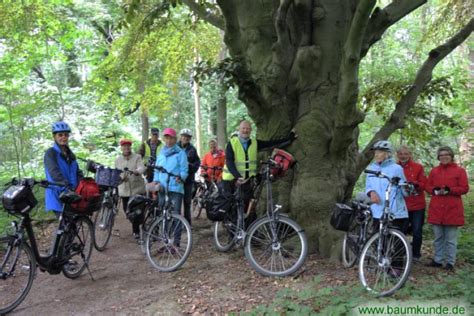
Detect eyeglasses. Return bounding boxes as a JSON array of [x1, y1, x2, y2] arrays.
[[56, 133, 70, 138], [438, 154, 451, 157]]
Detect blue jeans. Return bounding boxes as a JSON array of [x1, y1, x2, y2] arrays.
[[408, 209, 425, 258], [432, 225, 458, 265], [158, 191, 183, 246]]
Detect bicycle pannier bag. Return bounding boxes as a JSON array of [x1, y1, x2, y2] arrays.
[[2, 185, 38, 214], [206, 188, 232, 222], [72, 178, 101, 213], [330, 203, 354, 231], [126, 195, 147, 222], [271, 149, 296, 178]]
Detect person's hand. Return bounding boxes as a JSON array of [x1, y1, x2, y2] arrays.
[[175, 176, 182, 183], [369, 191, 381, 204], [133, 170, 140, 176]]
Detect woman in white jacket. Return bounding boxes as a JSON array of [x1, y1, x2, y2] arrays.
[[115, 139, 146, 239]]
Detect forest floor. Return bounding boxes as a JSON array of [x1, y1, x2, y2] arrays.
[[11, 210, 473, 315]]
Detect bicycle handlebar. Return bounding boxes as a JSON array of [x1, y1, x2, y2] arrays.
[[151, 165, 181, 179], [7, 178, 69, 190], [364, 169, 403, 185], [201, 166, 223, 171]]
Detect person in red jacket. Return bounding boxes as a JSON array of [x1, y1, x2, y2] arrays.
[[425, 146, 469, 271], [201, 139, 225, 182], [397, 145, 427, 261]]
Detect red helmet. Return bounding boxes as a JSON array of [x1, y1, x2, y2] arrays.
[[120, 139, 132, 146]]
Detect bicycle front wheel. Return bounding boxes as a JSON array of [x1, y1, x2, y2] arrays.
[[245, 216, 308, 277], [62, 216, 94, 279], [358, 229, 412, 297], [93, 205, 114, 251], [342, 221, 361, 268], [145, 214, 192, 272], [0, 237, 36, 315]]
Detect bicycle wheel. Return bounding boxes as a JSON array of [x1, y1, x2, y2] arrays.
[[140, 206, 156, 254], [212, 217, 237, 252], [93, 204, 114, 251], [145, 214, 192, 272], [62, 216, 94, 279], [245, 216, 308, 277], [358, 229, 412, 297], [0, 237, 36, 314], [192, 186, 204, 219], [342, 221, 360, 268]]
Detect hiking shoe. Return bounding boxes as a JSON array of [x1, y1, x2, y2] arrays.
[[445, 263, 454, 271], [426, 260, 443, 268]]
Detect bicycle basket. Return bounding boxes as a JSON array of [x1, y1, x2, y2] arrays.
[[2, 185, 37, 214], [330, 203, 355, 232], [95, 166, 122, 187]]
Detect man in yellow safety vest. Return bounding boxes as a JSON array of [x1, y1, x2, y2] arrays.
[[139, 127, 164, 183]]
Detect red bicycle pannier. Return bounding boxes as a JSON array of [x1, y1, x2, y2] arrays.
[[72, 178, 101, 213], [271, 149, 296, 178]]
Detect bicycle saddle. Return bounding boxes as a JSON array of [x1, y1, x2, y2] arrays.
[[59, 191, 82, 204]]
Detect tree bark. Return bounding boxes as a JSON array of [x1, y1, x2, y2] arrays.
[[193, 50, 203, 155], [213, 0, 473, 257], [216, 35, 228, 149]]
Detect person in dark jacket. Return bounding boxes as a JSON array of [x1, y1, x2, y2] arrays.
[[425, 146, 469, 271], [44, 121, 83, 218], [178, 128, 200, 225], [397, 145, 427, 261], [138, 127, 164, 183], [222, 120, 296, 225]]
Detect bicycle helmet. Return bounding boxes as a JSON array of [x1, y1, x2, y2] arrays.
[[180, 128, 192, 137], [372, 140, 393, 152], [52, 121, 71, 134]]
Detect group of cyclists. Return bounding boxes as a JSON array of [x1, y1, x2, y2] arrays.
[[365, 140, 469, 271]]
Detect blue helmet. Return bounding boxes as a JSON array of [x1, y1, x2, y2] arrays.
[[51, 121, 71, 134]]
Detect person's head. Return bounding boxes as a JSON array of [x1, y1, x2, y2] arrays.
[[396, 145, 411, 163], [120, 139, 132, 156], [52, 121, 72, 147], [372, 140, 393, 163], [150, 128, 159, 142], [238, 120, 252, 139], [209, 139, 218, 152], [437, 146, 454, 165], [163, 128, 177, 147], [180, 128, 192, 145]]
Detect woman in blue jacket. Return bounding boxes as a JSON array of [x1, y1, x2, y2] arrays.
[[153, 127, 189, 217], [44, 121, 83, 217], [365, 140, 409, 231]]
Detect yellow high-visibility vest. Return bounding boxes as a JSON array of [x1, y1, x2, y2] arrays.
[[144, 141, 163, 164], [222, 137, 257, 180]]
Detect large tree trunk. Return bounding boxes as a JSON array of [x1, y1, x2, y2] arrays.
[[200, 0, 473, 257], [216, 36, 228, 149]]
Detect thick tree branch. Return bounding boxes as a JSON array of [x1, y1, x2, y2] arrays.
[[32, 67, 46, 81], [182, 0, 224, 30], [123, 102, 141, 116], [331, 0, 375, 153], [361, 0, 426, 58], [358, 17, 474, 170]]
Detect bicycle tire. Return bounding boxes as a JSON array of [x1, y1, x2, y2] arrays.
[[140, 206, 156, 254], [192, 186, 204, 219], [244, 216, 308, 277], [145, 214, 192, 272], [358, 229, 412, 297], [0, 237, 36, 315], [342, 221, 361, 268], [93, 204, 114, 251], [62, 216, 94, 279], [212, 219, 237, 252]]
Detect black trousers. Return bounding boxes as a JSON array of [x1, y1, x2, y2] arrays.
[[221, 180, 257, 228]]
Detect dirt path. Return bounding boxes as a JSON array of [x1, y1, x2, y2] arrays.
[[11, 212, 453, 315]]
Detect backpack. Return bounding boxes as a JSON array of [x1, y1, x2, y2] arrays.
[[72, 178, 102, 213]]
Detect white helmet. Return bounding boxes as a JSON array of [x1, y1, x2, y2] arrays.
[[372, 140, 393, 152], [180, 128, 192, 137]]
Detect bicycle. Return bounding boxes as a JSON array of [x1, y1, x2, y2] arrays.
[[0, 178, 96, 314], [340, 193, 373, 268], [358, 170, 413, 297], [192, 166, 221, 219], [213, 157, 308, 277], [90, 161, 133, 252], [143, 165, 192, 272]]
